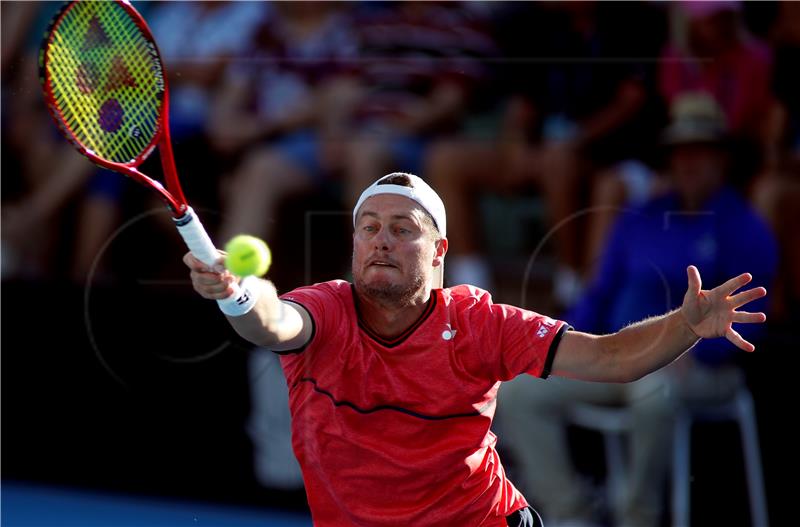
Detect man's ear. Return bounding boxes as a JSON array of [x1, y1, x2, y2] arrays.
[[432, 238, 448, 267]]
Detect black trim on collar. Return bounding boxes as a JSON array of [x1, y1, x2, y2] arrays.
[[350, 284, 438, 348]]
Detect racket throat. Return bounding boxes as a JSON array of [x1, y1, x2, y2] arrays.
[[157, 111, 188, 211]]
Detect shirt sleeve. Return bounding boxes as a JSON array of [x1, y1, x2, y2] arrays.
[[278, 282, 344, 354], [472, 292, 570, 381]]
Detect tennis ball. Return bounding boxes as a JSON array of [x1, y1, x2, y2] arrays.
[[224, 235, 271, 277]]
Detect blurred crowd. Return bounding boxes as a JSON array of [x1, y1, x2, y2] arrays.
[[2, 0, 798, 319], [2, 1, 799, 524]]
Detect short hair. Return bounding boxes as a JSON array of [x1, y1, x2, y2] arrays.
[[377, 173, 414, 187]]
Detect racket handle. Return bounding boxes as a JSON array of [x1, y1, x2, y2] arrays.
[[174, 207, 259, 317]]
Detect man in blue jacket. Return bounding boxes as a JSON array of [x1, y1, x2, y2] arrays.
[[498, 94, 778, 527]]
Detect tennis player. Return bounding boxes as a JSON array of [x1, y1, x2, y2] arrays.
[[185, 172, 767, 526]]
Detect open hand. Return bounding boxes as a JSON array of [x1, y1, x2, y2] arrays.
[[681, 265, 767, 352]]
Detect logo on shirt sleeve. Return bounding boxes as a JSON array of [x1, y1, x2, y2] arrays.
[[536, 318, 557, 338]]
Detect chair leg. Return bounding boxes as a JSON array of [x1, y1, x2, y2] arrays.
[[604, 433, 626, 522], [736, 392, 769, 527], [672, 412, 692, 527]]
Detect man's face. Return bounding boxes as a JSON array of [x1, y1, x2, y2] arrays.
[[352, 194, 443, 304], [670, 142, 726, 202]]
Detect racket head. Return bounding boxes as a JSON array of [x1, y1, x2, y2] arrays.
[[39, 0, 185, 212], [39, 0, 167, 167]]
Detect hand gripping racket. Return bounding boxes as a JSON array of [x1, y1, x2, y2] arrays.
[[39, 0, 254, 314]]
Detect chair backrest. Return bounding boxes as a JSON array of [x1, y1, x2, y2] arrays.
[[679, 387, 755, 423]]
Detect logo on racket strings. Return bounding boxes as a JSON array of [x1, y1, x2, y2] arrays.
[[74, 13, 146, 134]]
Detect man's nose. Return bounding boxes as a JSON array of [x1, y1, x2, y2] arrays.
[[373, 227, 392, 250]]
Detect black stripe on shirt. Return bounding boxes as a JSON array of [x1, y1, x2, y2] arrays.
[[295, 376, 495, 421]]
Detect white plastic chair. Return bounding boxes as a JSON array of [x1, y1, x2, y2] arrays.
[[567, 386, 768, 527], [671, 387, 768, 527], [568, 403, 631, 523]]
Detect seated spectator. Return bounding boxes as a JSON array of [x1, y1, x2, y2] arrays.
[[585, 0, 778, 281], [426, 1, 666, 298], [207, 3, 358, 498], [496, 93, 778, 527], [147, 1, 269, 212], [208, 1, 357, 244], [340, 1, 495, 206], [659, 0, 776, 165], [3, 2, 270, 283], [148, 0, 267, 146], [752, 0, 800, 322], [2, 3, 121, 282]]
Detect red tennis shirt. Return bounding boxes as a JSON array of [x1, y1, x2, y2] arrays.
[[279, 280, 568, 526]]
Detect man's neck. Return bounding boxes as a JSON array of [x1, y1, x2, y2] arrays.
[[355, 287, 432, 340]]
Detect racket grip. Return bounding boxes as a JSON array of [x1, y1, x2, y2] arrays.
[[174, 207, 259, 317]]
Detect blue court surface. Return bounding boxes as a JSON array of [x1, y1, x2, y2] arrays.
[[2, 481, 312, 526]]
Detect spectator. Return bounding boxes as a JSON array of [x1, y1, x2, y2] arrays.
[[205, 1, 358, 497], [148, 1, 268, 145], [660, 1, 772, 130], [209, 1, 357, 244], [1, 2, 121, 282], [752, 0, 800, 322], [585, 0, 778, 281], [147, 0, 269, 213], [497, 93, 778, 527], [2, 2, 270, 283], [427, 1, 666, 299], [340, 1, 495, 206]]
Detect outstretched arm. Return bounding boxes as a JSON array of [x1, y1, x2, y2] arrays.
[[183, 253, 313, 351], [552, 266, 767, 383]]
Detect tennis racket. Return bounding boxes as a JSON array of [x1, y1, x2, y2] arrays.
[[39, 0, 252, 313]]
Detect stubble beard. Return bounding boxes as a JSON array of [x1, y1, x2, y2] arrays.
[[353, 265, 426, 308]]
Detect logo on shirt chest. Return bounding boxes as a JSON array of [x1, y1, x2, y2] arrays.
[[441, 324, 457, 341]]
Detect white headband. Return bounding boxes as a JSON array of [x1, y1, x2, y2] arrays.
[[352, 173, 447, 237]]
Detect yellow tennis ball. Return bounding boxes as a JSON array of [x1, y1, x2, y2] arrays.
[[224, 235, 271, 277]]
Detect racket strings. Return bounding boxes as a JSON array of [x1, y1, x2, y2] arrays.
[[45, 2, 162, 164]]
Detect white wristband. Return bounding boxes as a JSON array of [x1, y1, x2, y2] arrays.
[[217, 275, 262, 317]]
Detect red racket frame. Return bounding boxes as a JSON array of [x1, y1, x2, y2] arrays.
[[39, 0, 187, 216], [39, 0, 257, 314]]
